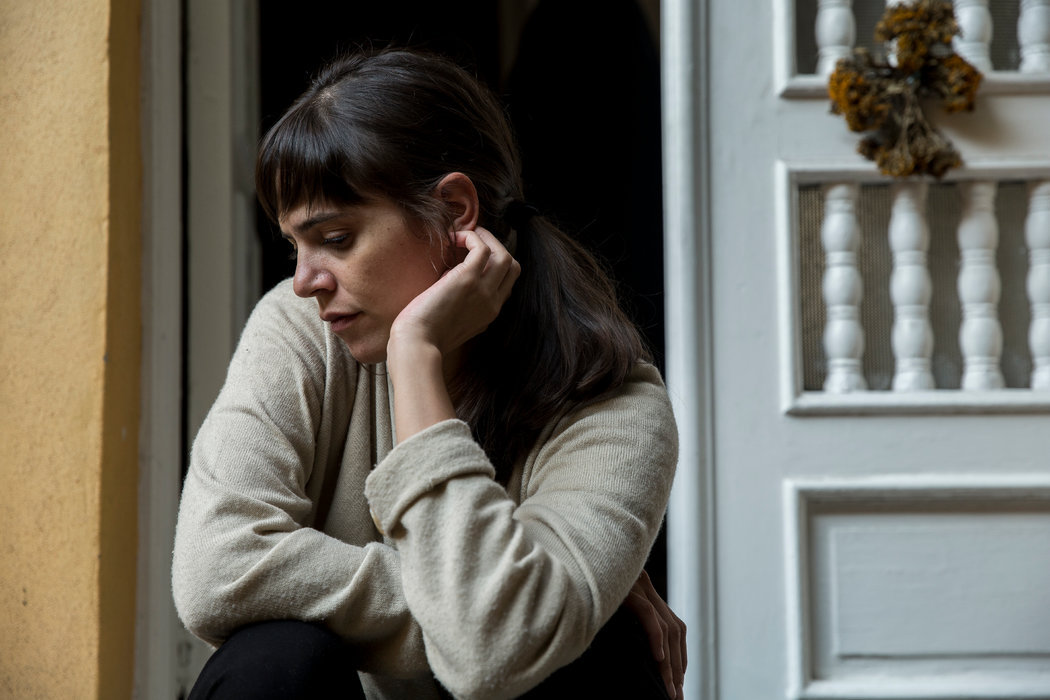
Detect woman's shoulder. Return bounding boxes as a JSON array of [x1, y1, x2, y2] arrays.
[[225, 278, 352, 385], [578, 362, 673, 422], [203, 279, 364, 450], [238, 279, 341, 357], [589, 362, 675, 437], [529, 362, 677, 471], [622, 362, 670, 399]]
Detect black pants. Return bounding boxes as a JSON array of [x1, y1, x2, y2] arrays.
[[188, 607, 669, 699]]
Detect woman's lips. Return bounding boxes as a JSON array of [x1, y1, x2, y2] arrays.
[[321, 309, 361, 332], [329, 313, 360, 333]]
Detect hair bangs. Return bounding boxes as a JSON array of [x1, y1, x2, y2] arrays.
[[256, 102, 373, 223]]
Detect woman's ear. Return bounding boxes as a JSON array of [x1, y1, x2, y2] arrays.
[[435, 172, 479, 232]]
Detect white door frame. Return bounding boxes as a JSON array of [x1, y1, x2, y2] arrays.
[[137, 1, 261, 696], [662, 0, 717, 698], [135, 0, 185, 697], [185, 0, 260, 437]]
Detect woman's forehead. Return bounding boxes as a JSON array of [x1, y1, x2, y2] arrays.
[[277, 193, 373, 223], [278, 194, 409, 231]]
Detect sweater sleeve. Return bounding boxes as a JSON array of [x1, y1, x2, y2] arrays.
[[172, 283, 429, 677], [363, 364, 678, 699]]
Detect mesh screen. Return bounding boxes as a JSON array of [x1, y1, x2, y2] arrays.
[[799, 181, 1033, 391], [795, 0, 1022, 75]]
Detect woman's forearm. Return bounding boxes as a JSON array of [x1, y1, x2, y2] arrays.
[[386, 336, 457, 443], [385, 225, 519, 444]]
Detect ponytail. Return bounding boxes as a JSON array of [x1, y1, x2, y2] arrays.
[[452, 207, 649, 483]]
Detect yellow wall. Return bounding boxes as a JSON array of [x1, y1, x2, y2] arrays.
[[0, 0, 141, 697]]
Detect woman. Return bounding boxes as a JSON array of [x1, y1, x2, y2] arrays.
[[173, 48, 683, 700]]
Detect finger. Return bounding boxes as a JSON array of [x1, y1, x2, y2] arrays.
[[475, 232, 516, 285], [450, 230, 493, 274], [636, 597, 673, 698], [662, 653, 676, 699], [636, 571, 679, 697], [496, 258, 521, 300], [649, 608, 676, 697], [453, 226, 505, 258], [468, 224, 504, 249], [625, 591, 666, 663], [650, 616, 674, 699], [678, 615, 688, 674], [665, 612, 684, 692], [456, 228, 519, 299], [652, 601, 684, 693]]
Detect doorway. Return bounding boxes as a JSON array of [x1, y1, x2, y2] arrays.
[[169, 2, 667, 696]]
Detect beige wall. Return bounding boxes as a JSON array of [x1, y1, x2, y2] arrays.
[[0, 0, 141, 697]]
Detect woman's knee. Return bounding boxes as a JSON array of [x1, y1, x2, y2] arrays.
[[517, 608, 670, 699], [188, 620, 363, 700]]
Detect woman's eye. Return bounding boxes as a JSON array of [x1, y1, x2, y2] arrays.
[[322, 235, 349, 247]]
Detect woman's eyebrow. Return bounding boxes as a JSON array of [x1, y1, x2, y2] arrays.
[[289, 210, 346, 235]]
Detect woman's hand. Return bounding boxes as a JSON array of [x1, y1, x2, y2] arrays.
[[388, 226, 520, 359], [386, 226, 519, 443], [623, 570, 687, 699]]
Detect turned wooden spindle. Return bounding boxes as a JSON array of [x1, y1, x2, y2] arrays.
[[953, 0, 994, 73], [1020, 0, 1050, 73], [1026, 181, 1050, 389], [816, 0, 856, 76], [957, 181, 1004, 390], [889, 183, 935, 390], [822, 183, 867, 392]]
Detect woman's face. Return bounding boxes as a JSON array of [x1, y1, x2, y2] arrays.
[[280, 197, 445, 363]]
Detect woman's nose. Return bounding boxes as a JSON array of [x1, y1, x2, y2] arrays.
[[292, 255, 336, 298]]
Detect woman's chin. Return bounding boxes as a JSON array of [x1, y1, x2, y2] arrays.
[[339, 335, 387, 365]]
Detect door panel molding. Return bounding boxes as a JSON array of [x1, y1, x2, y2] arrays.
[[786, 475, 1050, 700]]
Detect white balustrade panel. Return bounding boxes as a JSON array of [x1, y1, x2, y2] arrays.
[[953, 0, 993, 73], [1020, 0, 1050, 73], [1027, 181, 1050, 390], [889, 183, 935, 391], [957, 181, 1004, 390], [815, 0, 855, 77], [822, 183, 867, 393]]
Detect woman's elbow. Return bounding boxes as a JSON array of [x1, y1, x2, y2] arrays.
[[427, 594, 593, 700], [172, 549, 245, 646], [172, 583, 228, 646]]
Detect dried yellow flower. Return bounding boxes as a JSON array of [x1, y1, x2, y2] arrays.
[[829, 59, 892, 132], [828, 0, 980, 178]]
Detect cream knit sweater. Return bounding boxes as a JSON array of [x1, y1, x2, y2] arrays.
[[172, 280, 678, 700]]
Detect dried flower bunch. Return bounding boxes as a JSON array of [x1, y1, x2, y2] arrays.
[[828, 0, 982, 178]]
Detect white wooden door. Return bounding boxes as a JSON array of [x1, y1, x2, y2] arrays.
[[665, 1, 1050, 698]]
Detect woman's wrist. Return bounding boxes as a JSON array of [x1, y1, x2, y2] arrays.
[[386, 324, 439, 370], [386, 332, 457, 443]]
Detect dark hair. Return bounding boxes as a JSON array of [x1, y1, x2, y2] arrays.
[[257, 48, 649, 481]]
